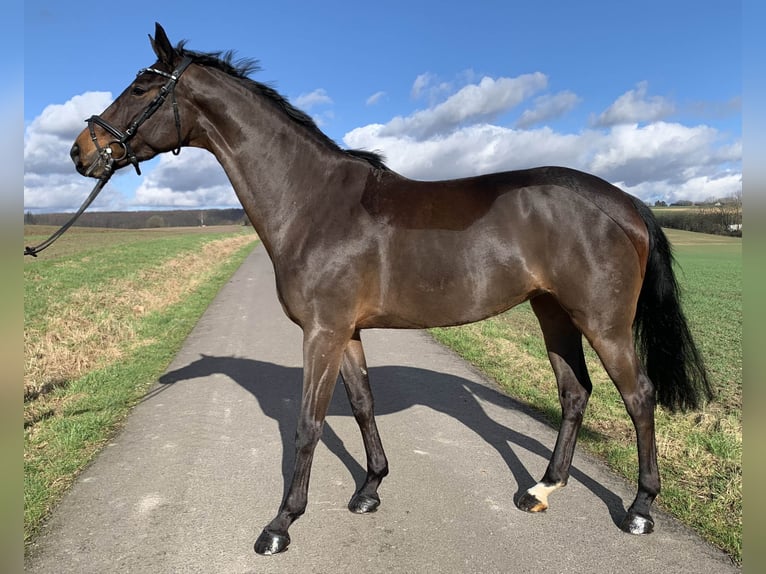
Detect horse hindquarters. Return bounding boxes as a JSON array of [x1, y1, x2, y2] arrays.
[[512, 198, 659, 533]]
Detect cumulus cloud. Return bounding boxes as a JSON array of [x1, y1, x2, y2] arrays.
[[24, 91, 120, 210], [346, 122, 591, 181], [593, 81, 675, 126], [294, 88, 333, 110], [24, 91, 237, 212], [133, 149, 236, 208], [515, 91, 581, 128], [381, 73, 548, 140], [590, 121, 741, 185], [344, 74, 740, 204]]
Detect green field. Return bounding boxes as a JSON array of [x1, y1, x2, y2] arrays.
[[23, 225, 258, 545], [431, 228, 742, 562]]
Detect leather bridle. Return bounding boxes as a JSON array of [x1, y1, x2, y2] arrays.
[[84, 55, 193, 177], [24, 56, 194, 257]]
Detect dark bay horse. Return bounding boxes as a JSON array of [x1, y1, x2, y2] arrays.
[[70, 23, 712, 555]]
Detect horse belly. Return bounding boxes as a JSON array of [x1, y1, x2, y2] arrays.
[[361, 233, 536, 329]]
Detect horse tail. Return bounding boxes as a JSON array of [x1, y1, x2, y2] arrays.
[[630, 198, 713, 411]]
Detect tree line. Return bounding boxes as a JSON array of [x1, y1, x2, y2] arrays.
[[650, 195, 742, 237], [24, 208, 250, 229]]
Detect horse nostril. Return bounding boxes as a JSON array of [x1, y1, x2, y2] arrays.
[[70, 143, 80, 164]]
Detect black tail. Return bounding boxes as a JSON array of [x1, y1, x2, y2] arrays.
[[631, 199, 713, 411]]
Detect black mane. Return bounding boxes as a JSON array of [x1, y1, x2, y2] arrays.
[[176, 41, 389, 171]]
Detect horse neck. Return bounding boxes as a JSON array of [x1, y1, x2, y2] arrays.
[[187, 66, 369, 256]]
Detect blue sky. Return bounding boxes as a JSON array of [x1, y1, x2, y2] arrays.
[[24, 1, 742, 212]]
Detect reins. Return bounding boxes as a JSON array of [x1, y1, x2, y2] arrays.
[[24, 172, 114, 257], [24, 56, 194, 257]]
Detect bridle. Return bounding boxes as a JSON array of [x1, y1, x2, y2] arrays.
[[85, 55, 194, 177], [24, 55, 194, 257]]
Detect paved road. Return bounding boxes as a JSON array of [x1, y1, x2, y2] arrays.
[[26, 245, 738, 574]]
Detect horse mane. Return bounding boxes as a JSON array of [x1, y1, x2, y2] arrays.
[[175, 41, 389, 171]]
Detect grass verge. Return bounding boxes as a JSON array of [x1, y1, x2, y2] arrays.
[[430, 229, 742, 563], [24, 226, 258, 546]]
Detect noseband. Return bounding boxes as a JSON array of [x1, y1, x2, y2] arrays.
[[85, 55, 193, 176]]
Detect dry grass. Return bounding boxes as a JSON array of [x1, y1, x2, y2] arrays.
[[24, 234, 254, 422]]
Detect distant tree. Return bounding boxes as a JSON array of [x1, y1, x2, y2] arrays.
[[24, 211, 36, 224], [146, 215, 166, 228], [654, 200, 667, 207]]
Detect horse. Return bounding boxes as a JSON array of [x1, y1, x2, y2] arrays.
[[70, 23, 712, 555]]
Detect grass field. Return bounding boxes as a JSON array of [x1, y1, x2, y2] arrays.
[[23, 224, 258, 545], [431, 228, 742, 563]]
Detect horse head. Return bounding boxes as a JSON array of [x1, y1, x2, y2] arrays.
[[70, 23, 193, 179]]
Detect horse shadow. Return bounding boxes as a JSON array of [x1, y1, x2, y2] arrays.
[[155, 354, 627, 527]]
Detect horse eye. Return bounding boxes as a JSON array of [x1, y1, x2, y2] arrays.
[[132, 86, 148, 96]]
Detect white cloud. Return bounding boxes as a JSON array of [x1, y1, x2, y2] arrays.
[[24, 91, 238, 212], [590, 122, 741, 185], [133, 149, 237, 208], [294, 88, 333, 110], [380, 73, 548, 140], [345, 122, 591, 181], [593, 81, 675, 126], [366, 91, 386, 106], [515, 91, 581, 128], [618, 173, 742, 205], [24, 91, 117, 210], [344, 74, 740, 203], [411, 73, 435, 99]]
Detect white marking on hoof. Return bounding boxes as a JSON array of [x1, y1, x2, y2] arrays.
[[526, 481, 565, 509], [622, 513, 654, 535]]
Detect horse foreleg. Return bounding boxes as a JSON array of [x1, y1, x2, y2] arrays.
[[340, 330, 389, 513], [517, 294, 592, 513], [254, 326, 350, 555]]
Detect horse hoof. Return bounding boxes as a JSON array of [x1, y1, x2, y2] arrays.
[[619, 510, 654, 535], [348, 493, 380, 514], [516, 491, 548, 513], [254, 529, 290, 555]]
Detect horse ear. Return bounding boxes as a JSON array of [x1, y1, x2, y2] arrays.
[[149, 22, 176, 64]]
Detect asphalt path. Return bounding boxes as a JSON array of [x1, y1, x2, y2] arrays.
[[26, 245, 739, 573]]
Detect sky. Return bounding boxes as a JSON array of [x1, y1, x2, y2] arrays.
[[23, 1, 742, 212]]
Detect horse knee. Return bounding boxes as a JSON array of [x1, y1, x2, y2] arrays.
[[295, 418, 324, 453]]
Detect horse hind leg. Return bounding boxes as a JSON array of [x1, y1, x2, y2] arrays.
[[589, 331, 659, 534], [339, 330, 389, 513], [517, 293, 593, 513]]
